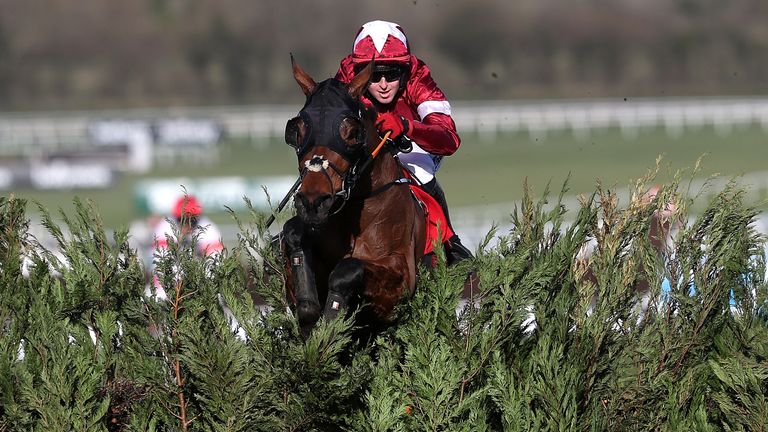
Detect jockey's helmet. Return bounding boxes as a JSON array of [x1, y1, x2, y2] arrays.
[[172, 195, 203, 221], [352, 20, 411, 67]]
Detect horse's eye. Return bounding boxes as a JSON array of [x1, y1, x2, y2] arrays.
[[285, 117, 303, 149]]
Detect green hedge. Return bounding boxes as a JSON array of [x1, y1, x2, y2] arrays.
[[1, 181, 766, 431]]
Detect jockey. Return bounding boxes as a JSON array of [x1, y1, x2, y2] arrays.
[[149, 195, 224, 300], [153, 195, 224, 258], [335, 20, 472, 264]]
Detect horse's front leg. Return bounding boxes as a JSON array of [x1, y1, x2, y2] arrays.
[[324, 257, 365, 320], [283, 217, 321, 336], [325, 255, 415, 323]]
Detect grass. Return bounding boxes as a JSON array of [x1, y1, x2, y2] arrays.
[[442, 124, 768, 207], [6, 124, 767, 229]]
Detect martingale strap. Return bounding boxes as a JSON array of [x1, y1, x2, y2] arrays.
[[365, 177, 411, 198]]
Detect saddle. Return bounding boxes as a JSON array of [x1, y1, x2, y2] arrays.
[[408, 184, 454, 255]]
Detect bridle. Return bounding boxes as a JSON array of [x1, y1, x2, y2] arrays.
[[299, 149, 365, 217], [285, 79, 405, 220]]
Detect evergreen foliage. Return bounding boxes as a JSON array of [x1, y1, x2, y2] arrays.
[[0, 179, 766, 430]]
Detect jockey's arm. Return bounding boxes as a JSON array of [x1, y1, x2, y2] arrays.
[[196, 220, 224, 258], [406, 60, 461, 156], [199, 240, 224, 257], [409, 112, 460, 156]]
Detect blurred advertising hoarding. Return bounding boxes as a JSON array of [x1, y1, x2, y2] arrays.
[[0, 162, 116, 190], [152, 119, 222, 147], [134, 176, 295, 215], [30, 162, 115, 190]]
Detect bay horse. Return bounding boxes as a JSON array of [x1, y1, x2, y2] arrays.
[[281, 57, 427, 337]]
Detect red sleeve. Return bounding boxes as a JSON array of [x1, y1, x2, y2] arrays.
[[409, 112, 460, 156], [404, 59, 461, 156], [340, 54, 461, 156], [153, 238, 168, 249]]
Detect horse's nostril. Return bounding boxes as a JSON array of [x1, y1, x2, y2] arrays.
[[315, 194, 330, 206], [294, 193, 309, 210], [296, 193, 333, 217]]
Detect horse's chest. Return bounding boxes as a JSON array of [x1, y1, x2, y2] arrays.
[[308, 226, 353, 258]]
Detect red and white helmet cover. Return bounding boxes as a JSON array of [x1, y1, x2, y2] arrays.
[[172, 195, 203, 219], [352, 20, 411, 65]]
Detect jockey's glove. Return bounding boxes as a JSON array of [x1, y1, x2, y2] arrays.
[[376, 112, 412, 140]]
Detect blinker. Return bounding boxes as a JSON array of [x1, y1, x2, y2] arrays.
[[284, 117, 302, 149], [289, 79, 365, 162]]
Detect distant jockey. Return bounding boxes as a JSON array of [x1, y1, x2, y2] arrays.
[[153, 195, 224, 258], [335, 20, 472, 264], [150, 195, 224, 300]]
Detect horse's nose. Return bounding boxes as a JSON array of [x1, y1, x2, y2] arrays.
[[295, 192, 334, 224]]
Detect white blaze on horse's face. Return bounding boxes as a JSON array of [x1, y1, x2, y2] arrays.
[[294, 149, 351, 226], [304, 154, 330, 172]]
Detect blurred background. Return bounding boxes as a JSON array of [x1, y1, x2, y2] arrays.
[[2, 0, 767, 262]]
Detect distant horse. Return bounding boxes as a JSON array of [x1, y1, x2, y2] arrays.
[[281, 58, 427, 337]]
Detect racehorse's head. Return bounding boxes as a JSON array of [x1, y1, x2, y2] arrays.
[[285, 57, 376, 226]]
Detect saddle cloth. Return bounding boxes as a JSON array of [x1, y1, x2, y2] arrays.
[[408, 184, 454, 255]]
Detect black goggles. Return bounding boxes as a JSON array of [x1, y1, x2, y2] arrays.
[[369, 67, 404, 83], [176, 215, 199, 226]]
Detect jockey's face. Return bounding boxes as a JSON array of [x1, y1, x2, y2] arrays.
[[176, 216, 198, 237], [367, 75, 401, 105]]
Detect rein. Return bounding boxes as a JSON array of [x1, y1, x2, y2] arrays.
[[328, 131, 407, 216], [339, 130, 390, 196], [267, 124, 413, 229]]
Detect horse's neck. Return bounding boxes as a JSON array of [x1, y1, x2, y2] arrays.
[[327, 151, 413, 245], [369, 151, 405, 191]]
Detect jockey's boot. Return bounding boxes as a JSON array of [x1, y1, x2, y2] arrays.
[[423, 178, 473, 266], [446, 234, 473, 266]]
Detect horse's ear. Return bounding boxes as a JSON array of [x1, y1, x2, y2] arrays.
[[291, 53, 317, 96], [347, 60, 373, 100]]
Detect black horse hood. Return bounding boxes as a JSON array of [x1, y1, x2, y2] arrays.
[[296, 79, 363, 162]]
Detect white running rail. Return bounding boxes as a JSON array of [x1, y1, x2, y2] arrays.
[[2, 97, 768, 153]]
